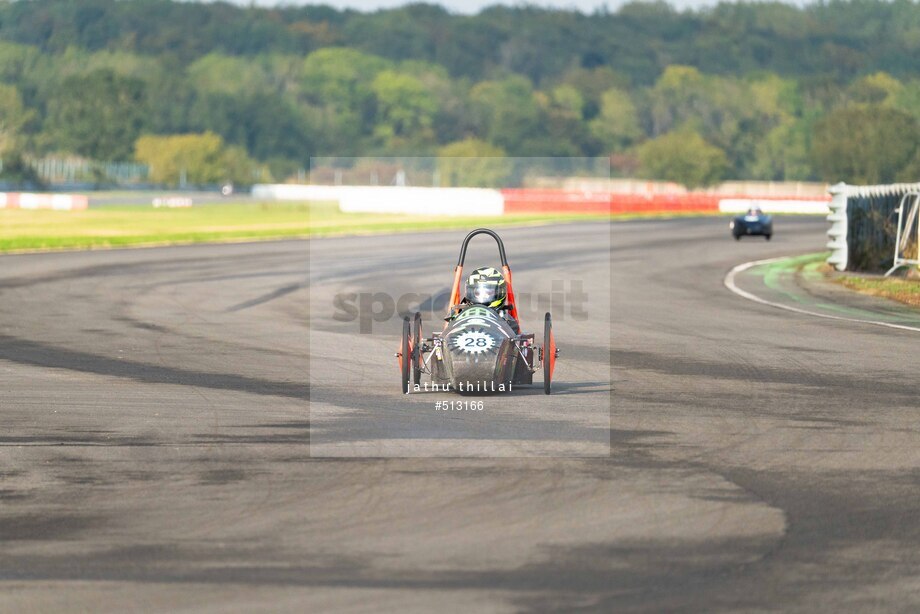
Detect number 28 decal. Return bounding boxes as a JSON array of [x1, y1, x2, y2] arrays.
[[451, 330, 495, 355]]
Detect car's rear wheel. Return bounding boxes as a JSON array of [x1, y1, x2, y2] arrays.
[[400, 316, 410, 394], [412, 312, 422, 386], [543, 312, 555, 395], [765, 234, 772, 241], [734, 234, 741, 241]]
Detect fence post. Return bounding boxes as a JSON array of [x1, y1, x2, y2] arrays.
[[827, 182, 848, 271]]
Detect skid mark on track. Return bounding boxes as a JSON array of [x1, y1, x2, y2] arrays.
[[0, 334, 308, 400]]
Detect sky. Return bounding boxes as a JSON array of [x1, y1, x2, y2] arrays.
[[240, 0, 735, 14]]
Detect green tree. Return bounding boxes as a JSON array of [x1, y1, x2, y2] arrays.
[[535, 85, 589, 156], [187, 92, 318, 164], [0, 151, 43, 188], [847, 72, 903, 106], [0, 41, 41, 83], [44, 69, 147, 160], [589, 87, 642, 152], [299, 48, 390, 150], [221, 144, 272, 185], [1, 0, 920, 91], [6, 1, 920, 180], [26, 48, 163, 103], [300, 47, 389, 107], [548, 85, 584, 118], [134, 132, 268, 186], [558, 66, 628, 120], [187, 53, 274, 96], [751, 119, 813, 181], [636, 129, 729, 188], [648, 65, 707, 136], [371, 70, 438, 148], [891, 79, 920, 122], [648, 67, 796, 177], [401, 60, 473, 145], [0, 84, 33, 153], [811, 106, 919, 184], [436, 138, 510, 187], [469, 76, 543, 154]]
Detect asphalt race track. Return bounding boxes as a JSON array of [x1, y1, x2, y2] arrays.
[[2, 217, 920, 611]]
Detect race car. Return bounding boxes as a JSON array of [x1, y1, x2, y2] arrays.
[[395, 228, 557, 395], [730, 207, 773, 240]]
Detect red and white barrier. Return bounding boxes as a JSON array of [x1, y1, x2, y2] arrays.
[[250, 184, 832, 217], [501, 189, 722, 215], [251, 184, 347, 202], [252, 184, 503, 216], [0, 192, 88, 211], [339, 187, 503, 216], [717, 198, 830, 215]]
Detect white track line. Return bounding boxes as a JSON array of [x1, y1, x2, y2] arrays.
[[724, 257, 920, 334]]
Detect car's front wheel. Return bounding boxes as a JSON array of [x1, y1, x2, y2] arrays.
[[400, 317, 410, 394]]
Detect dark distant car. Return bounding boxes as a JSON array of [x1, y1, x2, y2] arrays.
[[730, 208, 773, 240]]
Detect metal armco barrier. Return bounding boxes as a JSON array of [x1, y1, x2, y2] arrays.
[[827, 183, 848, 271], [827, 182, 920, 273], [885, 192, 920, 276]]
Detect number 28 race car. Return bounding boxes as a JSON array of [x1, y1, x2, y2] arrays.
[[395, 228, 558, 395]]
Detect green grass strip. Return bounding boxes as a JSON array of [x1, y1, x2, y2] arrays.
[[1, 200, 723, 253]]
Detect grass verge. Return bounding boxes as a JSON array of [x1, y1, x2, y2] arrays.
[[815, 255, 920, 309], [831, 273, 920, 308], [2, 200, 712, 253]]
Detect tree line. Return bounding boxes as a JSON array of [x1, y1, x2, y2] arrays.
[[0, 0, 918, 187]]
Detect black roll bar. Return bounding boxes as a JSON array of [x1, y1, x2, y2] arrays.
[[456, 228, 509, 267]]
